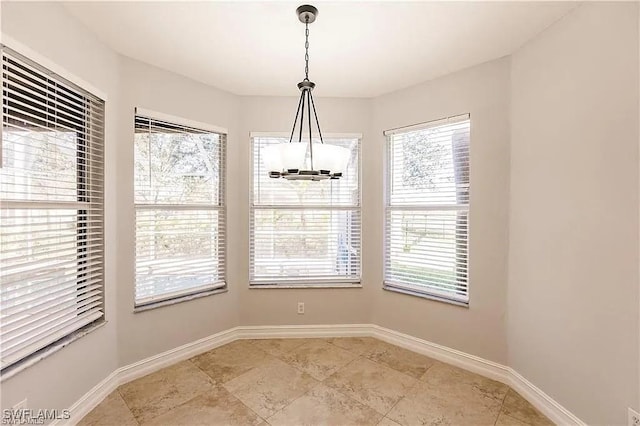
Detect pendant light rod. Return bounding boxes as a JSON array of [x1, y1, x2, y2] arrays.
[[308, 90, 324, 144], [307, 90, 314, 170], [299, 86, 305, 143], [288, 90, 305, 144]]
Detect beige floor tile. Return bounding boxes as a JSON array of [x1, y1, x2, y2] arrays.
[[420, 362, 508, 403], [266, 383, 383, 426], [324, 357, 416, 415], [190, 340, 272, 384], [325, 337, 380, 355], [141, 387, 264, 425], [223, 357, 318, 418], [78, 339, 554, 426], [77, 391, 137, 426], [377, 417, 402, 426], [386, 380, 502, 426], [501, 390, 554, 426], [250, 338, 310, 358], [118, 361, 214, 423], [495, 412, 532, 426], [363, 340, 437, 379], [279, 339, 358, 380]]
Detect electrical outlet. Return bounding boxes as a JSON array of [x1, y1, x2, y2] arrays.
[[12, 398, 27, 410], [629, 408, 640, 426], [297, 302, 304, 314]]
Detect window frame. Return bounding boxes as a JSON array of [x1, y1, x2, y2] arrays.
[[0, 45, 106, 374], [249, 132, 363, 288], [133, 108, 227, 310], [383, 114, 470, 306]]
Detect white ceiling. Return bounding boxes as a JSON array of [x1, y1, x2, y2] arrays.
[[63, 1, 577, 98]]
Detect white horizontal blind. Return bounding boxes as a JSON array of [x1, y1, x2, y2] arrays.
[[251, 136, 360, 285], [134, 114, 226, 306], [385, 115, 470, 304], [0, 47, 105, 370]]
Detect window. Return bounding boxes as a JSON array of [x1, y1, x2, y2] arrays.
[[134, 112, 226, 307], [250, 134, 360, 286], [384, 114, 470, 305], [0, 47, 105, 371]]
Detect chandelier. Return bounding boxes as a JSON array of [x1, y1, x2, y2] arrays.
[[263, 5, 350, 181]]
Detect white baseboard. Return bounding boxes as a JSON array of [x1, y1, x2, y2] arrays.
[[234, 323, 371, 340], [367, 325, 585, 426], [64, 370, 119, 426], [61, 324, 584, 426], [370, 325, 512, 385], [117, 327, 237, 385], [62, 327, 238, 425], [508, 369, 585, 426]]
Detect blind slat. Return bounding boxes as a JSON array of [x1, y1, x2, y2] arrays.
[[2, 280, 104, 313], [2, 294, 103, 340], [1, 311, 103, 365]]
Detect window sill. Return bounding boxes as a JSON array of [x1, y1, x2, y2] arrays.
[[250, 283, 362, 289], [134, 287, 228, 313], [1, 320, 107, 382], [383, 284, 469, 308]]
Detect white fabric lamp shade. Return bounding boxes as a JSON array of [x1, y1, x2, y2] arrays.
[[313, 144, 350, 174], [262, 143, 307, 172]]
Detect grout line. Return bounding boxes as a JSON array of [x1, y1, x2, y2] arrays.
[[261, 339, 367, 423], [498, 388, 551, 425], [133, 389, 208, 424], [323, 337, 362, 353], [188, 340, 277, 385], [263, 379, 323, 423], [381, 370, 422, 420], [322, 340, 433, 421], [263, 345, 317, 379], [230, 391, 269, 425], [324, 353, 362, 378], [115, 387, 140, 425], [249, 336, 309, 352], [187, 357, 216, 384], [363, 345, 433, 385], [238, 339, 325, 423], [265, 338, 356, 382], [326, 338, 440, 421], [493, 388, 510, 426], [324, 354, 403, 420], [419, 358, 438, 379], [121, 351, 271, 426]]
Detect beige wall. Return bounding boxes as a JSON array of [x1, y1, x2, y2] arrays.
[[508, 3, 640, 424], [0, 1, 512, 409], [3, 2, 639, 425], [114, 57, 241, 366], [371, 58, 511, 364], [0, 1, 121, 412], [236, 96, 373, 326]]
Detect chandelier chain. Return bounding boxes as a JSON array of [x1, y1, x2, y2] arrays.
[[304, 18, 310, 80]]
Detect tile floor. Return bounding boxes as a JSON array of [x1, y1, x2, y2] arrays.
[[78, 337, 553, 426]]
